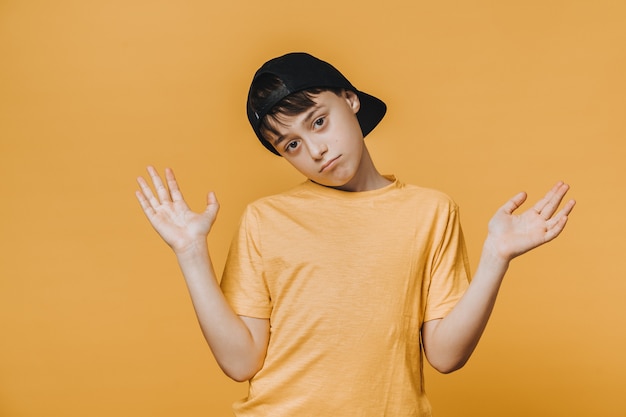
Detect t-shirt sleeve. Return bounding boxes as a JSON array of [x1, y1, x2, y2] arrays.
[[423, 204, 471, 322], [220, 206, 272, 319]]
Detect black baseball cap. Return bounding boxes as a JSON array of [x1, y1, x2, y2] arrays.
[[246, 52, 387, 155]]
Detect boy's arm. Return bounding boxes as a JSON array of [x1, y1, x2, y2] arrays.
[[421, 182, 576, 374], [136, 166, 269, 382]]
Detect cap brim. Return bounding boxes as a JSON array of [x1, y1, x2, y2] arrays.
[[355, 90, 387, 138]]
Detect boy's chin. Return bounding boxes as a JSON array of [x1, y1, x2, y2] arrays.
[[311, 179, 338, 186], [313, 178, 361, 192], [310, 178, 349, 189]]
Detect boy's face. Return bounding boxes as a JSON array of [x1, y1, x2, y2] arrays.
[[265, 90, 372, 190]]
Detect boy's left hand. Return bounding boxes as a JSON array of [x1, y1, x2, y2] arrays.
[[485, 182, 576, 262]]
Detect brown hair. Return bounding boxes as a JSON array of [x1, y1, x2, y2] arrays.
[[248, 73, 343, 142]]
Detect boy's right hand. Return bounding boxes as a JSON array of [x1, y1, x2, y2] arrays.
[[135, 166, 219, 254]]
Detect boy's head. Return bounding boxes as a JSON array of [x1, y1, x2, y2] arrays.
[[246, 52, 386, 156]]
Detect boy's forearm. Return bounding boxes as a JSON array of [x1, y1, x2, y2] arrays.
[[423, 182, 574, 374], [422, 242, 509, 373], [174, 242, 267, 382]]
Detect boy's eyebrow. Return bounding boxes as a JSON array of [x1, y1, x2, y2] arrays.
[[272, 105, 321, 147], [302, 105, 322, 125], [273, 135, 287, 147]]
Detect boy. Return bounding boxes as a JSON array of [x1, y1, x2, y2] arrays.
[[136, 52, 575, 416]]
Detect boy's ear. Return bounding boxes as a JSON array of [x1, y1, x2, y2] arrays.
[[344, 90, 360, 114]]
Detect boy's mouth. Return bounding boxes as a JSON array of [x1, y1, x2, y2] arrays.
[[319, 156, 340, 173]]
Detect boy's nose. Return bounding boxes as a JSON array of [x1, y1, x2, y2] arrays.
[[307, 140, 328, 160]]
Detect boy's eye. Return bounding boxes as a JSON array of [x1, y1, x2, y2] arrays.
[[314, 117, 325, 127], [286, 141, 299, 151]]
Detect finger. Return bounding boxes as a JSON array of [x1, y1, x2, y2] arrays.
[[147, 166, 172, 203], [165, 167, 184, 202], [530, 181, 561, 214], [562, 198, 576, 216], [533, 181, 568, 219], [207, 191, 218, 206], [544, 199, 575, 240], [500, 191, 527, 215], [135, 189, 156, 217], [136, 175, 161, 210], [547, 198, 576, 225], [205, 191, 220, 217], [544, 214, 569, 242], [543, 182, 571, 219]]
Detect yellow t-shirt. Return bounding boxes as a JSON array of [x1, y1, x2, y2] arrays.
[[221, 176, 470, 416]]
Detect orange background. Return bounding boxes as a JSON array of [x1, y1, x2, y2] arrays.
[[1, 1, 625, 416]]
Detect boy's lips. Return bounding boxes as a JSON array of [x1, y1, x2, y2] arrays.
[[319, 155, 340, 173]]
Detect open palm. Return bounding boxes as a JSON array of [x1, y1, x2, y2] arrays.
[[487, 182, 576, 261], [136, 166, 219, 253]]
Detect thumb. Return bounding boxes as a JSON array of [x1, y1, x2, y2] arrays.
[[205, 191, 220, 218], [500, 191, 527, 215]]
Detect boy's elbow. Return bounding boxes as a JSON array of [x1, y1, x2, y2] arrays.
[[223, 366, 255, 382], [422, 322, 472, 374], [432, 362, 464, 375], [227, 370, 254, 383], [220, 358, 264, 382], [428, 355, 469, 374]]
